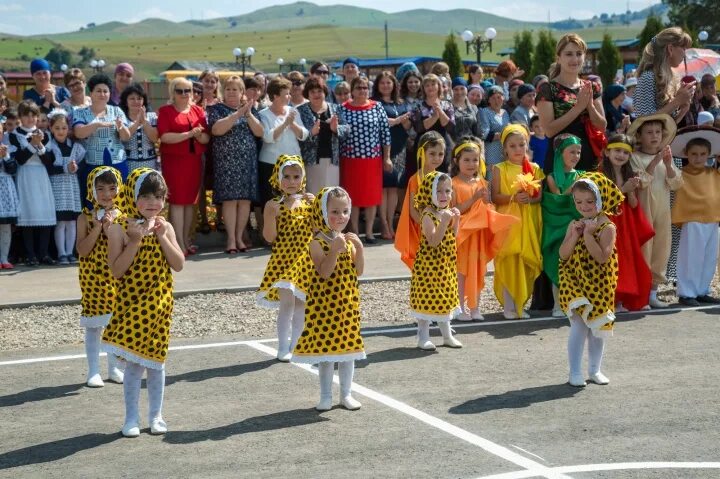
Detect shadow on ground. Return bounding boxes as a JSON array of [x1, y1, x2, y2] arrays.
[[448, 383, 583, 415], [0, 433, 120, 469]]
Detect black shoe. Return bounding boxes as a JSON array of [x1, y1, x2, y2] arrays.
[[363, 236, 377, 245], [26, 258, 39, 267], [40, 256, 56, 266], [679, 297, 700, 306], [696, 295, 720, 304]]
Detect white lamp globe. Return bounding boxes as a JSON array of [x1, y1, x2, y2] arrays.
[[699, 30, 709, 42], [60, 64, 68, 72], [90, 60, 98, 68], [299, 58, 307, 65], [233, 47, 242, 57], [98, 59, 105, 68], [246, 47, 255, 57], [277, 58, 284, 65], [461, 30, 474, 42], [485, 27, 497, 40]]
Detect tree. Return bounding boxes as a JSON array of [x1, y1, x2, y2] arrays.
[[638, 12, 665, 55], [77, 46, 96, 66], [441, 32, 464, 79], [44, 47, 72, 70], [597, 33, 621, 87], [664, 0, 720, 44], [533, 30, 556, 78], [511, 30, 534, 81]]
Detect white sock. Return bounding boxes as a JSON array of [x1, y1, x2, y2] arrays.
[[417, 319, 431, 343], [84, 327, 102, 378], [338, 360, 354, 398], [64, 221, 76, 257], [289, 299, 305, 352], [123, 361, 144, 427], [54, 222, 67, 257], [587, 333, 605, 376], [649, 289, 658, 301], [147, 367, 166, 423], [503, 287, 517, 316], [567, 315, 587, 378], [0, 224, 11, 263], [276, 302, 292, 355], [437, 321, 454, 340], [318, 362, 334, 404]]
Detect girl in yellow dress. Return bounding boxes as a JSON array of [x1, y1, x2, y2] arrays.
[[103, 168, 185, 437], [257, 155, 315, 361], [410, 171, 463, 350], [451, 137, 517, 321], [292, 187, 366, 411], [558, 172, 623, 387], [76, 166, 125, 388], [491, 124, 545, 319]]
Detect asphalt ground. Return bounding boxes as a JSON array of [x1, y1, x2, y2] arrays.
[[1, 307, 719, 479]]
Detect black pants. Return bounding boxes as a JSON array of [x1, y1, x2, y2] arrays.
[[22, 226, 52, 261]]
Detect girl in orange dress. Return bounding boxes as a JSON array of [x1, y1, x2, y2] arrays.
[[394, 131, 445, 269], [451, 137, 517, 320]]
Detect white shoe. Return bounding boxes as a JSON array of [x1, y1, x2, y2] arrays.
[[649, 297, 668, 309], [568, 374, 587, 387], [417, 339, 436, 351], [86, 373, 104, 388], [150, 418, 168, 435], [588, 372, 610, 385], [276, 350, 292, 362], [614, 303, 628, 313], [552, 308, 565, 318], [470, 308, 484, 321], [341, 395, 362, 410], [503, 310, 530, 320], [443, 336, 463, 348], [455, 311, 472, 321], [316, 396, 333, 411], [122, 422, 140, 438], [108, 367, 124, 384]]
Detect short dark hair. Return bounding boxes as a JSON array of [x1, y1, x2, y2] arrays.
[[137, 171, 168, 198], [350, 76, 369, 91], [87, 73, 113, 93], [119, 82, 150, 118], [303, 78, 328, 98], [243, 77, 261, 90], [95, 170, 119, 186], [266, 77, 291, 100], [529, 115, 541, 127], [686, 137, 712, 154], [17, 100, 40, 117], [3, 108, 17, 120], [310, 62, 329, 74]]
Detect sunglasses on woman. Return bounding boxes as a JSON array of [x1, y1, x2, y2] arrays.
[[175, 88, 192, 95]]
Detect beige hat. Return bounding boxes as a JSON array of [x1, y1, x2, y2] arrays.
[[627, 113, 677, 150], [670, 125, 720, 158]]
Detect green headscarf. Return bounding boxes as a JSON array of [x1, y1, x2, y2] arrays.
[[552, 135, 582, 193]]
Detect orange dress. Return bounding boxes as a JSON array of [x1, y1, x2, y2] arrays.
[[452, 176, 518, 309], [394, 174, 420, 269]]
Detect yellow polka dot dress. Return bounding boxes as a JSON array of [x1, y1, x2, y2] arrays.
[[292, 236, 366, 364], [102, 168, 174, 369], [78, 166, 125, 328], [410, 210, 461, 322], [257, 199, 314, 306]]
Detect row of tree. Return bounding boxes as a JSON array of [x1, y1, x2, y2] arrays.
[[43, 46, 97, 71]]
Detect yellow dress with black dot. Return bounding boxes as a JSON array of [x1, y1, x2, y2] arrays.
[[102, 168, 174, 369], [559, 171, 623, 338], [257, 198, 314, 306], [78, 166, 124, 328], [410, 209, 461, 322], [292, 236, 366, 364]]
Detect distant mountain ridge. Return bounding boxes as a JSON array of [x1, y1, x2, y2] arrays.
[[39, 1, 666, 41]]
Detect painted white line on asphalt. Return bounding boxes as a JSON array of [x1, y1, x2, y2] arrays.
[[245, 340, 570, 479], [476, 461, 720, 479], [0, 338, 277, 367], [510, 445, 547, 463]]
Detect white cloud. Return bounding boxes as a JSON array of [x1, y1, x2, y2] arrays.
[[128, 8, 179, 23], [201, 9, 224, 20], [0, 22, 21, 35], [0, 4, 22, 13], [485, 4, 553, 23]]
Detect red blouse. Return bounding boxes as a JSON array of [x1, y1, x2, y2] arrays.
[[157, 104, 208, 157]]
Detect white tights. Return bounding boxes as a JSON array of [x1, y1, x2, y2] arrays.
[[318, 360, 356, 402], [54, 220, 76, 257], [123, 361, 165, 427], [85, 327, 121, 378], [277, 289, 305, 355], [567, 314, 605, 378], [0, 224, 11, 263]]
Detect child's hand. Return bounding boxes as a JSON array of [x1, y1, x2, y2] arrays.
[[266, 199, 281, 218], [153, 216, 169, 237], [303, 192, 315, 202], [661, 145, 673, 166], [473, 186, 489, 203], [0, 144, 7, 158], [439, 208, 455, 222], [30, 130, 43, 147], [126, 219, 145, 242], [344, 232, 362, 249], [450, 207, 461, 218], [515, 191, 530, 204], [621, 176, 640, 193], [100, 212, 116, 233], [583, 220, 598, 237], [331, 233, 346, 253], [68, 160, 78, 174], [568, 220, 584, 239]]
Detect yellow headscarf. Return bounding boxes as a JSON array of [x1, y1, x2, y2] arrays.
[[453, 141, 487, 178], [270, 154, 306, 196], [83, 166, 124, 217], [310, 186, 352, 234], [414, 171, 450, 211], [122, 167, 159, 219], [500, 123, 529, 146]]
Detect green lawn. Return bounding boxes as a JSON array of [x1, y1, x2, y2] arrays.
[[0, 37, 56, 61]]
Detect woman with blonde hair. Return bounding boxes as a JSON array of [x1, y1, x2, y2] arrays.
[[198, 70, 222, 107], [634, 27, 694, 121]]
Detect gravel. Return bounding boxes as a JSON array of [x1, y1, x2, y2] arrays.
[[1, 277, 717, 352]]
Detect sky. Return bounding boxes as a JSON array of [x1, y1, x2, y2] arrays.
[[0, 1, 660, 36]]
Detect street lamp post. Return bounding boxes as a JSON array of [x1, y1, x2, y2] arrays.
[[232, 47, 255, 77], [299, 58, 307, 72], [89, 59, 105, 73], [460, 27, 497, 67], [277, 58, 284, 74]]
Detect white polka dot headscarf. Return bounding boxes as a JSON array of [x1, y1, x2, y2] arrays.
[[311, 186, 351, 234], [270, 154, 306, 195]]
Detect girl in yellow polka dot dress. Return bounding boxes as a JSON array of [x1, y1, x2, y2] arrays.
[[410, 171, 463, 350], [103, 168, 185, 438], [257, 155, 315, 361], [292, 187, 366, 411], [76, 166, 125, 388], [558, 172, 622, 388]]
